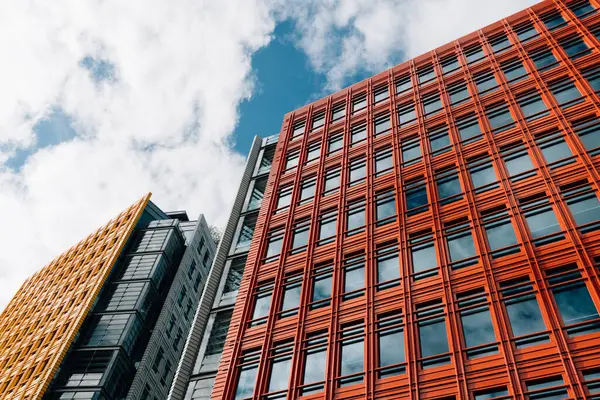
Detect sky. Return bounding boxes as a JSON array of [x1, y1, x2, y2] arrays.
[[0, 0, 539, 311]]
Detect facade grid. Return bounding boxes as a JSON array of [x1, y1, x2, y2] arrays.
[[214, 0, 600, 399]]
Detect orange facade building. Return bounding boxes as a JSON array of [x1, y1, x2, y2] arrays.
[[0, 195, 217, 399], [212, 0, 600, 399], [0, 195, 149, 399]]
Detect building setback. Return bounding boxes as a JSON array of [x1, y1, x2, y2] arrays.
[[168, 135, 278, 400], [0, 194, 217, 400], [211, 0, 600, 399]]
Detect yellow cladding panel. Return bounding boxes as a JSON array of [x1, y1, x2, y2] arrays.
[[0, 194, 152, 399]]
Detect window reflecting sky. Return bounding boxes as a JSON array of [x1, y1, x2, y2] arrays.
[[448, 232, 476, 262], [506, 298, 546, 336], [461, 309, 496, 348], [419, 320, 449, 357]]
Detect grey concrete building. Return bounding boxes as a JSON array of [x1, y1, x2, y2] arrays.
[[168, 134, 277, 400]]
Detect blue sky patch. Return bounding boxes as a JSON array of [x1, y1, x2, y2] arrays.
[[232, 20, 380, 155], [5, 107, 77, 170], [80, 55, 117, 83]]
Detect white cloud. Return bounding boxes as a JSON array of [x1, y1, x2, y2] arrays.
[[285, 0, 540, 90], [0, 0, 276, 310]]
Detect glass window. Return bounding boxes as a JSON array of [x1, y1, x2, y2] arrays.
[[375, 147, 393, 176], [429, 125, 451, 155], [501, 59, 528, 82], [401, 136, 421, 166], [542, 11, 566, 30], [464, 45, 485, 63], [474, 71, 498, 94], [312, 113, 325, 130], [173, 327, 183, 350], [250, 281, 273, 325], [482, 206, 519, 257], [405, 178, 428, 216], [486, 103, 514, 133], [501, 143, 536, 180], [546, 264, 600, 336], [353, 95, 367, 113], [410, 230, 438, 279], [265, 229, 284, 259], [374, 85, 389, 102], [521, 195, 563, 244], [291, 219, 310, 252], [349, 157, 366, 185], [469, 157, 498, 191], [500, 277, 548, 346], [328, 133, 343, 154], [423, 92, 442, 115], [531, 48, 559, 71], [395, 76, 412, 93], [535, 131, 573, 167], [374, 114, 391, 135], [305, 142, 320, 164], [376, 243, 400, 288], [152, 347, 164, 372], [301, 330, 328, 395], [299, 177, 316, 204], [161, 359, 172, 385], [525, 376, 568, 399], [276, 187, 292, 211], [317, 208, 337, 244], [285, 152, 299, 170], [457, 288, 498, 358], [549, 79, 583, 108], [224, 257, 246, 293], [574, 118, 600, 154], [248, 178, 267, 211], [187, 259, 197, 278], [474, 387, 509, 400], [436, 168, 462, 204], [416, 300, 450, 368], [441, 55, 460, 74], [445, 220, 477, 268], [583, 368, 600, 396], [398, 103, 417, 126], [235, 213, 258, 252], [490, 33, 511, 53], [346, 199, 366, 234], [559, 35, 591, 59], [583, 67, 600, 92], [280, 274, 302, 315], [376, 191, 396, 225], [418, 66, 435, 83], [339, 323, 364, 386], [448, 83, 470, 105], [517, 91, 548, 120], [292, 122, 305, 139], [311, 263, 333, 308], [234, 349, 260, 400], [562, 183, 600, 231], [267, 341, 293, 393], [343, 253, 365, 298], [457, 113, 482, 143], [515, 23, 538, 42], [323, 168, 341, 194], [351, 124, 367, 145], [594, 24, 600, 43], [258, 145, 275, 174], [331, 103, 345, 121], [377, 312, 405, 377], [569, 0, 596, 17]]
